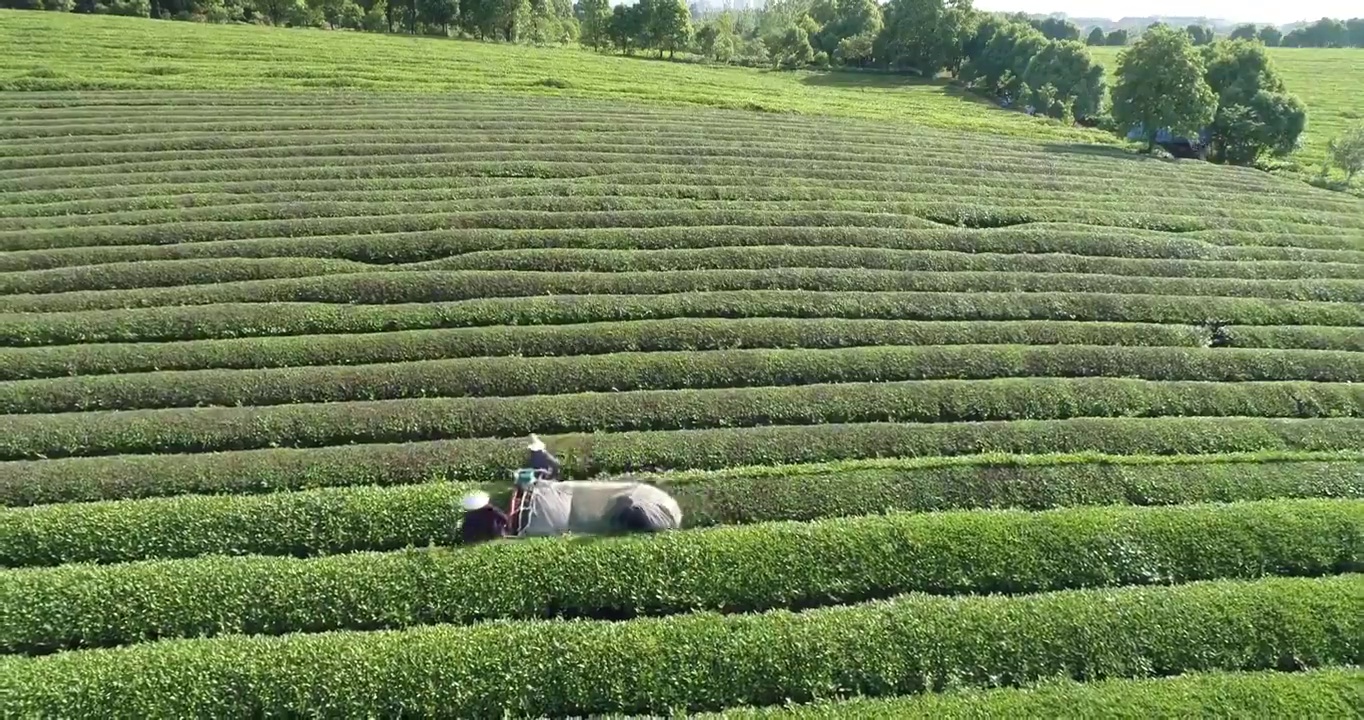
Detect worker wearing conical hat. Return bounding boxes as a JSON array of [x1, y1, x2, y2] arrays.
[[459, 490, 509, 545], [526, 433, 562, 481]]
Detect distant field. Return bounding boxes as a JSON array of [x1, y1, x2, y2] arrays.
[[1090, 46, 1364, 174], [0, 10, 1115, 146], [1, 10, 1363, 718]]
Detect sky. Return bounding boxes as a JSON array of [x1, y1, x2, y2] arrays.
[[973, 1, 1358, 25]]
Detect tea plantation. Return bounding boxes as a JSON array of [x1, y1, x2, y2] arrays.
[[0, 12, 1362, 719]]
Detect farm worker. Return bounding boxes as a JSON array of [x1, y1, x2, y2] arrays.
[[526, 433, 562, 481], [458, 490, 510, 545]]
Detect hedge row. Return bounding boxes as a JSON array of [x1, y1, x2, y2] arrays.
[[5, 247, 1361, 296], [6, 268, 1363, 313], [4, 344, 1360, 415], [1, 498, 1358, 655], [8, 378, 1363, 460], [0, 257, 372, 296], [2, 417, 1361, 506], [0, 318, 1213, 381], [4, 453, 1360, 567], [7, 290, 1360, 347], [9, 195, 1301, 232], [699, 669, 1364, 719], [0, 205, 1356, 254], [426, 246, 1364, 280], [4, 225, 1360, 274], [7, 180, 1352, 228], [0, 209, 942, 251], [0, 575, 1358, 717]]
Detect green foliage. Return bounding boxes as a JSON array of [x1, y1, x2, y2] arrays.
[[1105, 28, 1127, 45], [4, 415, 1363, 505], [1257, 25, 1282, 46], [646, 0, 690, 58], [0, 499, 1358, 654], [1031, 16, 1078, 42], [1326, 123, 1364, 184], [1111, 24, 1217, 151], [1021, 40, 1105, 121], [7, 343, 1364, 415], [1228, 23, 1258, 42], [1084, 26, 1103, 46], [701, 669, 1364, 718], [874, 0, 973, 76], [1202, 39, 1307, 165], [0, 481, 477, 567], [9, 377, 1364, 458], [576, 0, 609, 50], [0, 575, 1358, 715], [1185, 24, 1213, 46], [4, 453, 1360, 566]]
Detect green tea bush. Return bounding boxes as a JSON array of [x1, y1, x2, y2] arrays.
[[0, 575, 1357, 716], [0, 499, 1357, 654]]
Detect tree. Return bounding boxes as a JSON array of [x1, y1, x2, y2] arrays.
[[1111, 24, 1217, 152], [835, 30, 875, 66], [1326, 124, 1364, 184], [961, 19, 1044, 101], [1185, 24, 1213, 45], [1257, 26, 1282, 46], [1022, 39, 1105, 121], [607, 3, 644, 54], [1105, 28, 1127, 46], [811, 0, 882, 58], [1032, 16, 1079, 41], [577, 0, 611, 50], [1085, 26, 1105, 46], [417, 0, 457, 33], [1228, 24, 1257, 41], [874, 0, 974, 77], [648, 0, 692, 58], [1350, 18, 1364, 47], [1201, 39, 1307, 165], [770, 24, 814, 67]]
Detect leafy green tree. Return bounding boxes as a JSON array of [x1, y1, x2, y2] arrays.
[[874, 0, 974, 77], [417, 0, 456, 32], [338, 0, 362, 26], [771, 24, 814, 67], [1228, 24, 1257, 41], [961, 19, 1044, 100], [1257, 26, 1281, 46], [1201, 39, 1307, 165], [810, 0, 881, 58], [835, 30, 875, 66], [648, 0, 692, 58], [361, 0, 386, 31], [1185, 24, 1213, 45], [1022, 39, 1105, 121], [1350, 18, 1364, 46], [95, 0, 150, 14], [1032, 16, 1079, 41], [696, 11, 740, 62], [1105, 28, 1127, 46], [1085, 26, 1105, 46], [577, 0, 611, 50], [607, 2, 644, 53], [1111, 23, 1217, 152], [1326, 124, 1364, 184]]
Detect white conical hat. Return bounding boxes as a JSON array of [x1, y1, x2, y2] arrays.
[[527, 434, 546, 452], [461, 491, 490, 511]]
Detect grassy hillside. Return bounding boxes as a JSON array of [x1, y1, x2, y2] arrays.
[[1090, 46, 1364, 174], [1, 9, 1111, 145], [1, 11, 1363, 718]]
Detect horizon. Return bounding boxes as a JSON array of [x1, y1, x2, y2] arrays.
[[972, 1, 1359, 26]]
